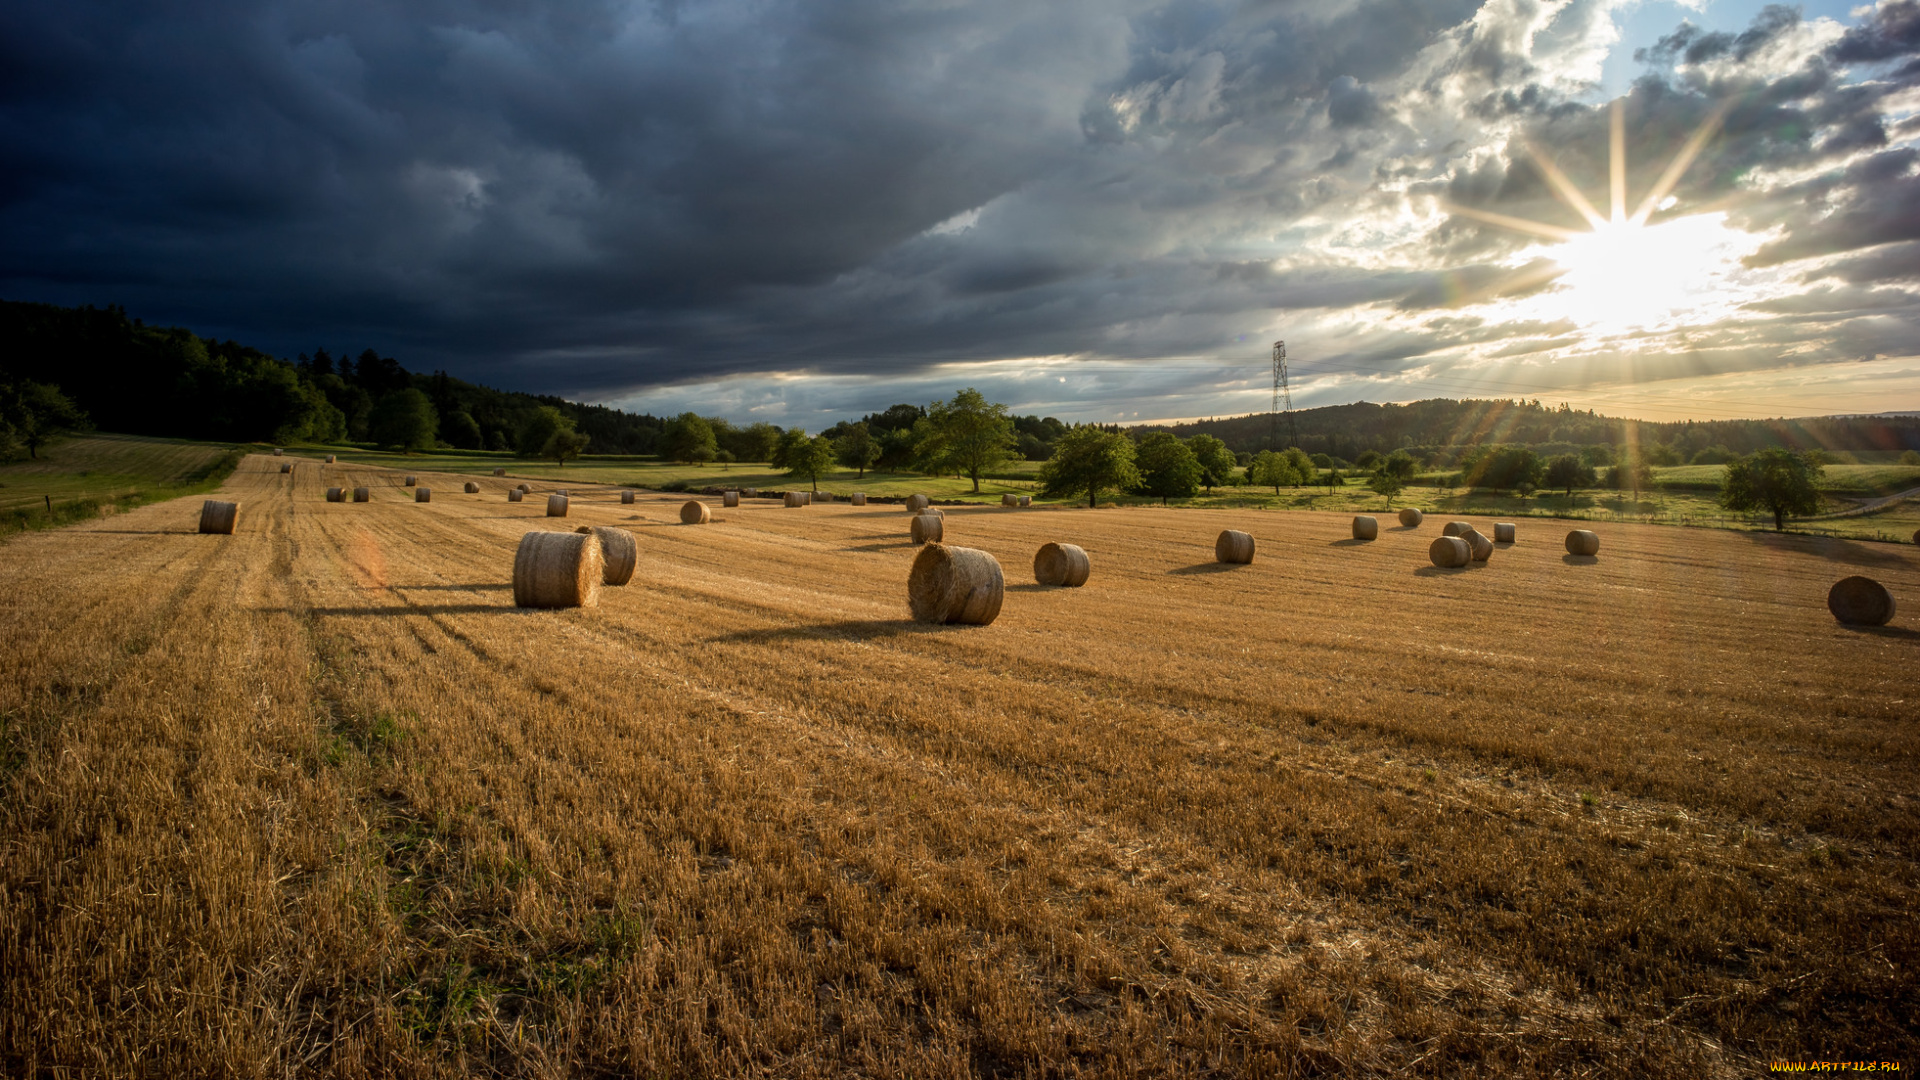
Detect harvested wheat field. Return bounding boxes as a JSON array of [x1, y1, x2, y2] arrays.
[[2, 453, 1916, 1077]]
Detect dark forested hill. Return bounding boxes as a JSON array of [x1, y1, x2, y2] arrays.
[[0, 300, 667, 453]]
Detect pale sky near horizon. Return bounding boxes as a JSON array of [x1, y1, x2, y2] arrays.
[[3, 0, 1917, 427]]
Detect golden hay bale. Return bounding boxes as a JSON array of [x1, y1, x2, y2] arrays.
[[1494, 522, 1516, 543], [325, 487, 345, 502], [918, 506, 946, 519], [1215, 529, 1255, 564], [279, 463, 292, 474], [784, 491, 806, 508], [1429, 535, 1470, 568], [198, 500, 238, 534], [851, 493, 866, 506], [493, 468, 507, 476], [556, 489, 569, 496], [1912, 527, 1919, 545], [1033, 542, 1090, 587], [1466, 529, 1493, 562], [1398, 508, 1424, 527], [547, 494, 569, 517], [325, 454, 336, 464], [908, 543, 1004, 625], [622, 490, 637, 505], [464, 481, 480, 493], [1352, 515, 1378, 541], [404, 475, 417, 486], [513, 530, 602, 609], [416, 488, 432, 503], [508, 488, 524, 502], [744, 487, 758, 497], [1565, 529, 1600, 557], [272, 447, 283, 456], [517, 483, 531, 492], [353, 487, 370, 503], [1442, 521, 1474, 539], [1828, 575, 1895, 626], [723, 491, 740, 507], [905, 493, 930, 512], [911, 513, 944, 544], [1002, 494, 1018, 507], [680, 500, 711, 524], [576, 525, 637, 586], [1018, 495, 1031, 507]]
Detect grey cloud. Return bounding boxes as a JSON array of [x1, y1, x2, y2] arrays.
[[1327, 76, 1384, 128], [1828, 0, 1920, 63]]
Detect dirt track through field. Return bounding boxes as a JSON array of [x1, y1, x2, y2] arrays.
[[3, 455, 1916, 1077]]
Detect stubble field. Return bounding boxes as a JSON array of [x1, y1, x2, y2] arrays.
[[2, 454, 1916, 1077]]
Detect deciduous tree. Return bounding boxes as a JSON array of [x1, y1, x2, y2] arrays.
[[1722, 448, 1823, 531], [1038, 427, 1139, 508]]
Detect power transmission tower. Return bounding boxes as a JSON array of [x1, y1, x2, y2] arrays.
[[1271, 340, 1296, 450]]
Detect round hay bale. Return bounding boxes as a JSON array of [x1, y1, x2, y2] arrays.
[[280, 462, 292, 474], [1466, 529, 1493, 562], [513, 530, 602, 609], [622, 490, 637, 505], [1398, 508, 1424, 527], [784, 491, 805, 508], [198, 499, 238, 534], [576, 525, 637, 586], [1352, 515, 1378, 541], [404, 475, 417, 486], [508, 488, 524, 502], [464, 481, 480, 494], [353, 487, 370, 503], [1033, 542, 1090, 587], [325, 487, 345, 502], [1442, 521, 1474, 538], [905, 493, 930, 512], [1002, 494, 1018, 507], [910, 513, 944, 544], [325, 454, 336, 464], [1018, 495, 1031, 507], [1215, 529, 1255, 564], [722, 490, 739, 507], [908, 544, 1004, 625], [546, 494, 569, 517], [415, 488, 432, 503], [1429, 535, 1470, 568], [680, 500, 711, 524], [1912, 527, 1919, 545], [919, 506, 946, 519], [1494, 522, 1516, 543], [851, 493, 866, 506], [555, 489, 569, 497], [1565, 529, 1600, 557], [1828, 576, 1895, 626], [493, 468, 507, 477], [272, 447, 283, 456], [744, 488, 758, 497]]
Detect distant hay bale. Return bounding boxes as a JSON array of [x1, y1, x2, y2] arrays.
[[576, 525, 637, 586], [851, 493, 866, 506], [723, 491, 739, 507], [280, 463, 292, 474], [1828, 575, 1895, 626], [906, 493, 930, 512], [623, 490, 637, 505], [353, 487, 370, 503], [1429, 535, 1470, 568], [1565, 529, 1600, 557], [1215, 529, 1255, 564], [911, 513, 944, 544], [464, 482, 480, 493], [1398, 508, 1424, 527], [508, 488, 523, 502], [517, 483, 531, 493], [555, 489, 569, 497], [908, 544, 1004, 625], [546, 494, 568, 517], [1352, 515, 1378, 541], [1442, 521, 1474, 539], [416, 488, 432, 503], [680, 500, 711, 524], [513, 530, 602, 609], [272, 448, 283, 456], [1494, 522, 1516, 543], [1002, 494, 1018, 507], [1466, 529, 1493, 562], [784, 491, 806, 508], [325, 487, 345, 502], [198, 500, 238, 534], [1912, 527, 1919, 545], [325, 454, 336, 464], [1018, 495, 1031, 507], [744, 488, 758, 497], [493, 468, 506, 476], [1033, 542, 1090, 587], [405, 475, 417, 486], [919, 506, 945, 518]]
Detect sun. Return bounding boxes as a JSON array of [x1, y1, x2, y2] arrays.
[[1442, 99, 1750, 331]]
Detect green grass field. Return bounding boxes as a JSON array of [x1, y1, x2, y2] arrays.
[[0, 434, 242, 536], [1653, 462, 1920, 494]]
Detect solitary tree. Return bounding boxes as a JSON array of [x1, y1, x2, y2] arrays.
[[0, 380, 87, 460], [660, 412, 718, 464], [1544, 453, 1597, 498], [773, 428, 836, 492], [1187, 433, 1237, 493], [1133, 432, 1203, 505], [1038, 427, 1139, 508], [368, 388, 439, 453], [834, 423, 881, 477], [518, 406, 590, 466], [714, 449, 735, 470], [918, 388, 1016, 493], [1247, 449, 1300, 494], [1721, 447, 1824, 531]]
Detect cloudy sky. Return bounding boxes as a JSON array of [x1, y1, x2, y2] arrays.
[[3, 0, 1918, 428]]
